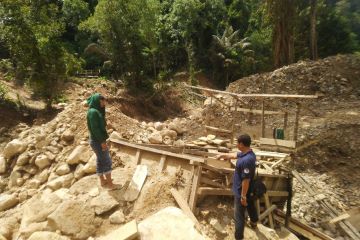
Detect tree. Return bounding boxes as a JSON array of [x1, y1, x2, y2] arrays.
[[266, 0, 295, 68], [310, 0, 318, 60], [212, 26, 253, 87], [0, 0, 76, 108]]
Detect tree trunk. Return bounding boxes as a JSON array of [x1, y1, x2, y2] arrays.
[[310, 0, 318, 60]]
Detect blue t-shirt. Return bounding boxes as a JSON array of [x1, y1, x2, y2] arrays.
[[232, 150, 256, 198]]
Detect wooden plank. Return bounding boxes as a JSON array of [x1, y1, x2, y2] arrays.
[[205, 125, 232, 134], [274, 210, 333, 240], [293, 103, 300, 141], [260, 138, 297, 148], [99, 220, 138, 240], [188, 166, 202, 211], [261, 100, 265, 138], [201, 177, 225, 188], [271, 158, 287, 170], [256, 199, 261, 218], [170, 188, 201, 229], [259, 205, 277, 221], [264, 193, 274, 229], [329, 207, 360, 225], [197, 187, 232, 196], [158, 155, 167, 172], [123, 165, 148, 201], [292, 170, 360, 240], [135, 149, 141, 165], [110, 138, 204, 164], [229, 107, 284, 115], [184, 84, 319, 99]]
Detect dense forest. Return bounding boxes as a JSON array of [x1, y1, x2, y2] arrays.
[[0, 0, 359, 103]]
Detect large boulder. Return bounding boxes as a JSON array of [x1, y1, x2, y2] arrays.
[[16, 152, 31, 166], [74, 164, 85, 179], [56, 164, 71, 176], [138, 207, 205, 240], [47, 173, 74, 190], [160, 129, 177, 139], [83, 154, 96, 174], [47, 199, 98, 239], [61, 129, 75, 142], [0, 194, 19, 211], [168, 119, 187, 134], [66, 146, 89, 165], [35, 154, 51, 170], [154, 122, 164, 131], [8, 170, 21, 188], [109, 210, 125, 224], [3, 139, 27, 159], [28, 231, 70, 240], [0, 156, 6, 174], [90, 191, 119, 215], [109, 131, 122, 141], [148, 132, 163, 144]]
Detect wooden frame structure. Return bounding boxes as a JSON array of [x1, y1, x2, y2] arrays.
[[185, 84, 318, 148]]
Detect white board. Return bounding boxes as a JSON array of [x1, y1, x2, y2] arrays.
[[123, 165, 148, 201]]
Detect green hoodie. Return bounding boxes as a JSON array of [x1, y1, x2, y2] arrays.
[[86, 93, 109, 143]]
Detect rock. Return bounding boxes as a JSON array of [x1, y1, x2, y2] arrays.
[[36, 169, 49, 184], [18, 191, 28, 202], [212, 139, 224, 145], [74, 164, 85, 179], [168, 120, 187, 134], [35, 154, 51, 170], [8, 170, 21, 188], [154, 122, 164, 131], [0, 194, 19, 211], [109, 131, 122, 141], [209, 218, 225, 234], [3, 139, 27, 159], [148, 132, 163, 144], [160, 129, 177, 139], [47, 200, 98, 239], [138, 207, 205, 240], [17, 153, 31, 166], [20, 222, 48, 239], [0, 217, 17, 239], [61, 129, 75, 142], [16, 177, 25, 186], [90, 191, 119, 215], [207, 134, 216, 141], [163, 136, 173, 145], [28, 231, 70, 240], [28, 179, 41, 189], [173, 140, 185, 147], [83, 154, 96, 174], [47, 173, 74, 190], [198, 137, 208, 142], [66, 146, 89, 165], [56, 164, 71, 176], [0, 156, 6, 174], [109, 210, 125, 224]]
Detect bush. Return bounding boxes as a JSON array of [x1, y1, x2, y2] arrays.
[[0, 82, 8, 102], [0, 59, 13, 74]]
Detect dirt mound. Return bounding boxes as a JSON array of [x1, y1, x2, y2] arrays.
[[227, 54, 360, 102]]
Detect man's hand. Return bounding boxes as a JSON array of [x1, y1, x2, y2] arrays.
[[101, 142, 108, 151], [240, 196, 247, 207]]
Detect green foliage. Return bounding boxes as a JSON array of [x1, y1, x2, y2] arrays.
[[0, 82, 8, 102], [63, 0, 90, 28]]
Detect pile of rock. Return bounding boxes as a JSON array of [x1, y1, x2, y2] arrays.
[[190, 134, 230, 151]]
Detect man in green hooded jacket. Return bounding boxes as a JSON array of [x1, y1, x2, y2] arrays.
[[87, 93, 115, 188]]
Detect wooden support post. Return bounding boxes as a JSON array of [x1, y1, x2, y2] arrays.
[[261, 100, 265, 138], [285, 173, 293, 228], [293, 103, 300, 141], [259, 205, 277, 221], [135, 149, 141, 165], [256, 199, 261, 218], [158, 155, 167, 172], [264, 193, 274, 229], [283, 111, 288, 139], [189, 166, 202, 212], [231, 99, 238, 145]]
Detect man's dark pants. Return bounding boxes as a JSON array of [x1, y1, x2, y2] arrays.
[[234, 196, 259, 240]]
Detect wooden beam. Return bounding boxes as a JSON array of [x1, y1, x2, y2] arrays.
[[170, 188, 201, 229], [293, 102, 300, 141], [329, 207, 360, 224], [197, 187, 233, 196], [135, 149, 141, 165], [189, 166, 202, 211], [271, 158, 287, 170], [205, 125, 232, 134], [267, 191, 289, 197], [229, 107, 284, 115], [259, 205, 277, 221], [201, 177, 225, 188], [261, 100, 265, 138], [98, 220, 138, 240], [184, 84, 319, 99], [274, 210, 333, 240], [110, 138, 205, 164], [283, 111, 288, 137], [264, 193, 274, 229], [158, 155, 167, 172], [260, 138, 297, 148]]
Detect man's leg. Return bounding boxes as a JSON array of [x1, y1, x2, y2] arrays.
[[99, 175, 106, 187], [247, 197, 259, 227], [234, 197, 246, 240], [105, 172, 114, 188]]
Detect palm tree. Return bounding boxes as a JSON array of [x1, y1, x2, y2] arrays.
[[212, 26, 253, 86]]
